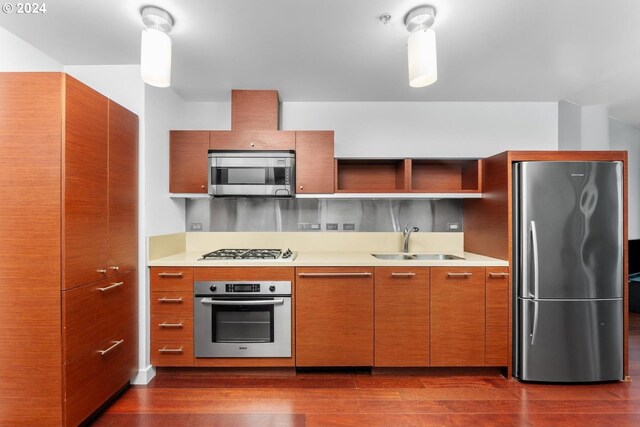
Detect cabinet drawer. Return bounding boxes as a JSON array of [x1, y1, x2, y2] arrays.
[[151, 291, 193, 317], [150, 267, 193, 291], [151, 315, 193, 342], [63, 270, 137, 363], [151, 341, 194, 367], [64, 322, 137, 427]]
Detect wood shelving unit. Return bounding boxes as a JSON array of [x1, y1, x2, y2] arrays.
[[335, 158, 482, 194]]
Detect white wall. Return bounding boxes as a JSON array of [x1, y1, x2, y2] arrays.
[[186, 101, 559, 157], [186, 102, 230, 129], [0, 25, 62, 71], [558, 100, 581, 150], [581, 105, 610, 150], [610, 118, 640, 239]]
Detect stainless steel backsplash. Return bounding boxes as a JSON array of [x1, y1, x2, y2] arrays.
[[185, 198, 463, 232]]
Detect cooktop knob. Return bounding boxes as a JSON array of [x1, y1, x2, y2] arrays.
[[210, 285, 217, 292], [269, 285, 276, 292]]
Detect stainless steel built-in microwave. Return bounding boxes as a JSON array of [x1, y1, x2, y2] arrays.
[[208, 150, 295, 197]]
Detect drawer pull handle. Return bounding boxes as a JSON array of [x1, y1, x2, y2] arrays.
[[447, 272, 472, 277], [158, 297, 183, 303], [159, 322, 184, 328], [110, 266, 119, 271], [298, 272, 372, 277], [98, 282, 124, 292], [158, 272, 183, 278], [489, 272, 510, 278], [159, 346, 183, 353], [98, 339, 124, 356], [97, 269, 107, 274], [390, 272, 416, 277]]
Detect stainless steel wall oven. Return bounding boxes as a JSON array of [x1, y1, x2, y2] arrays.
[[194, 281, 292, 358]]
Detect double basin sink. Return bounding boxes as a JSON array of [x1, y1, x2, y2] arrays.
[[371, 253, 464, 260]]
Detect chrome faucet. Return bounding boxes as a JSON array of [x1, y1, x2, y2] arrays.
[[402, 223, 419, 253]]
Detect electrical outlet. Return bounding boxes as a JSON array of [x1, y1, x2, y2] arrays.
[[190, 223, 203, 231], [297, 223, 309, 230], [326, 223, 339, 231], [343, 223, 356, 231], [447, 223, 460, 231], [309, 223, 321, 230]]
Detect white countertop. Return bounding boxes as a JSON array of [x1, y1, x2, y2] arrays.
[[148, 250, 508, 267]]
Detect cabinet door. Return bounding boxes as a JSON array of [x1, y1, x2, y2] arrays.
[[108, 101, 138, 276], [430, 267, 486, 366], [375, 267, 429, 367], [223, 130, 295, 150], [295, 131, 335, 194], [64, 76, 109, 289], [296, 267, 373, 366], [486, 267, 509, 366], [169, 131, 209, 193]]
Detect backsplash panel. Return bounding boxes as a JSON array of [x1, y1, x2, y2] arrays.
[[185, 199, 463, 232]]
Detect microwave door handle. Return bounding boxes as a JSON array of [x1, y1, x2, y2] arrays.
[[200, 298, 285, 306]]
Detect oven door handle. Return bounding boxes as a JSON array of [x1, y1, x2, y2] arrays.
[[200, 298, 285, 306]]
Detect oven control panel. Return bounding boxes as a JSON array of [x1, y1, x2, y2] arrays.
[[226, 283, 260, 292]]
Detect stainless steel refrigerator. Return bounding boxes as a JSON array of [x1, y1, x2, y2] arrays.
[[513, 161, 623, 382]]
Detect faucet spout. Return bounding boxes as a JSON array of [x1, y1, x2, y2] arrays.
[[402, 223, 420, 253]]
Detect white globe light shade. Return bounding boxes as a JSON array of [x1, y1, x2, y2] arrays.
[[141, 28, 172, 88], [407, 29, 437, 88]]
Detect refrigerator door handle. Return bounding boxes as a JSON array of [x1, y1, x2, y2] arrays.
[[530, 300, 540, 346], [530, 220, 540, 299]]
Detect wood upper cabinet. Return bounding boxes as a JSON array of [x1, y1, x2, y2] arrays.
[[295, 131, 335, 194], [209, 130, 295, 150], [231, 90, 279, 130], [64, 76, 109, 289], [296, 267, 374, 366], [169, 130, 209, 193], [485, 267, 510, 366], [430, 267, 486, 366], [375, 267, 430, 367], [108, 100, 138, 276]]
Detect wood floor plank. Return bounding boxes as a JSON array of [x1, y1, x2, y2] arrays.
[[93, 413, 306, 427]]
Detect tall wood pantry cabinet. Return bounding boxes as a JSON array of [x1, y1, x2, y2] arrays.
[[0, 73, 139, 426]]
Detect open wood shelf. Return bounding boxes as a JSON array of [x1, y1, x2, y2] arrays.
[[335, 159, 408, 193], [335, 158, 482, 194]]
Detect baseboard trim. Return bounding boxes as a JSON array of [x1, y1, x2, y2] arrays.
[[131, 365, 156, 385]]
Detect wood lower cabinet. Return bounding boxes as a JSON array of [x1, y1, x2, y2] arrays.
[[485, 267, 510, 366], [0, 73, 138, 426], [296, 267, 374, 366], [295, 131, 334, 194], [374, 267, 430, 367], [430, 267, 486, 366], [169, 130, 210, 193]]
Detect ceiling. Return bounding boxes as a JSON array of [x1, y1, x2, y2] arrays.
[[1, 0, 639, 127]]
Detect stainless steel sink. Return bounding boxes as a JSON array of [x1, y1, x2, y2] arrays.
[[371, 253, 465, 260]]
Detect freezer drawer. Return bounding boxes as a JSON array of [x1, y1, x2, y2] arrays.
[[516, 298, 622, 382]]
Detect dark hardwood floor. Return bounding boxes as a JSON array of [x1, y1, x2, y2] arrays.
[[93, 313, 640, 426]]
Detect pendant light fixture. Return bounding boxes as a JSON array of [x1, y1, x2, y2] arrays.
[[405, 5, 437, 88], [140, 6, 173, 88]]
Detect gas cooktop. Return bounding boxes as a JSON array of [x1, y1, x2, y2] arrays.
[[199, 248, 295, 261]]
